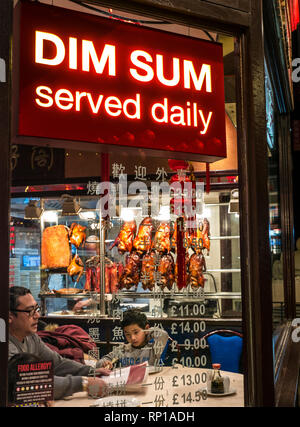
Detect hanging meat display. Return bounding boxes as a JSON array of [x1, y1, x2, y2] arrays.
[[152, 222, 171, 254], [69, 222, 87, 248], [84, 255, 122, 293], [188, 251, 206, 289], [104, 163, 210, 292], [84, 266, 92, 291], [84, 256, 98, 292], [158, 253, 176, 290], [187, 218, 211, 255], [118, 251, 141, 290], [42, 215, 210, 296], [109, 263, 120, 294], [133, 217, 154, 254], [67, 254, 84, 283], [201, 217, 210, 254], [109, 220, 136, 254], [41, 225, 71, 269], [168, 160, 197, 290], [141, 250, 156, 291]]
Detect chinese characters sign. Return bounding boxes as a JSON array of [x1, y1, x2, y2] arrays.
[[11, 144, 65, 184], [15, 1, 226, 162]]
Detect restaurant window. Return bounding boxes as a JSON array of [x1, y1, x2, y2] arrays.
[[9, 0, 244, 407]]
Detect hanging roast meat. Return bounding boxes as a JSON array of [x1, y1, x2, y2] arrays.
[[170, 219, 191, 252], [84, 266, 93, 291], [99, 264, 111, 293], [133, 217, 153, 254], [41, 225, 71, 269], [118, 251, 141, 290], [110, 263, 124, 294], [109, 263, 119, 294], [141, 250, 156, 291], [188, 252, 206, 289], [152, 222, 171, 254], [201, 218, 210, 254], [158, 253, 175, 290], [67, 254, 84, 283], [186, 218, 210, 254], [69, 223, 87, 248], [109, 220, 136, 254]]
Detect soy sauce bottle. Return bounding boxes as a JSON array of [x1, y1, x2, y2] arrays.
[[211, 363, 224, 394]]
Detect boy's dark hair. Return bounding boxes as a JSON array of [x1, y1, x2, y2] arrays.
[[9, 286, 31, 312], [120, 309, 149, 329]]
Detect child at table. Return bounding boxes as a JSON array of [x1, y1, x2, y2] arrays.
[[97, 309, 169, 368]]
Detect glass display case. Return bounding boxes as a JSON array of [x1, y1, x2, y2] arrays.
[[9, 185, 241, 321]]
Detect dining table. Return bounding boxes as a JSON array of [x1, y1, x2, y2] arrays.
[[55, 364, 244, 407]]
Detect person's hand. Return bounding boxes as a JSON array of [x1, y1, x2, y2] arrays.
[[73, 301, 85, 312], [100, 360, 114, 370], [86, 377, 108, 398], [94, 367, 111, 376], [73, 299, 91, 312]]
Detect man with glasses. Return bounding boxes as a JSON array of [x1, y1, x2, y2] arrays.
[[9, 286, 110, 401]]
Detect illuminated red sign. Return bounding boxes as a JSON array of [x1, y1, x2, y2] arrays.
[[14, 1, 226, 162]]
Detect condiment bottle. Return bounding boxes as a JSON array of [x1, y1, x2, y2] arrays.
[[211, 363, 224, 394]]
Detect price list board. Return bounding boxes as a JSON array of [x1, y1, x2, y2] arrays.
[[83, 287, 213, 407]]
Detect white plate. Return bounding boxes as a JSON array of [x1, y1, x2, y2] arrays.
[[148, 366, 163, 374], [94, 396, 140, 407], [206, 388, 236, 397]]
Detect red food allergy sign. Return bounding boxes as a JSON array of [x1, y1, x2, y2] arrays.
[[15, 1, 226, 162], [12, 361, 53, 407]]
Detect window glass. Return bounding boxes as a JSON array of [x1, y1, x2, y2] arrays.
[[9, 0, 244, 407]]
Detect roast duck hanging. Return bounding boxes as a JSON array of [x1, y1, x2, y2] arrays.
[[183, 217, 210, 255], [188, 251, 206, 289], [109, 220, 137, 254], [118, 251, 141, 290], [152, 222, 171, 254], [67, 254, 84, 283], [158, 253, 176, 290], [141, 250, 156, 291], [69, 222, 87, 248], [109, 216, 176, 291], [107, 203, 210, 291], [133, 217, 154, 254], [67, 223, 86, 283]]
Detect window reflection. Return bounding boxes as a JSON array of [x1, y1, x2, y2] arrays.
[[265, 64, 285, 329]]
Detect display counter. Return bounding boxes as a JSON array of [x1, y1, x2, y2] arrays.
[[10, 184, 243, 375]]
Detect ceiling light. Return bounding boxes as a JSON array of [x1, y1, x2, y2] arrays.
[[153, 205, 170, 221], [41, 211, 58, 223], [120, 208, 135, 222], [79, 211, 96, 220]]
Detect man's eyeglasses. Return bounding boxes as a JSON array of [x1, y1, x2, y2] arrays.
[[11, 305, 41, 317]]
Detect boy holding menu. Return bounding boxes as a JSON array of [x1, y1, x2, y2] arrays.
[[98, 309, 169, 368]]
